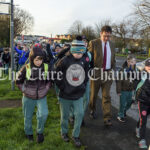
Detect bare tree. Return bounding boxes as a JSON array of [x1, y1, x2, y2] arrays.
[[130, 0, 150, 50], [0, 7, 34, 46], [82, 26, 96, 41], [68, 20, 83, 36], [14, 7, 34, 37], [112, 20, 130, 48], [112, 18, 146, 52], [132, 0, 150, 30], [95, 19, 112, 38]]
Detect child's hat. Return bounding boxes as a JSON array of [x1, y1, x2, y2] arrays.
[[145, 59, 150, 66], [29, 46, 44, 64], [70, 40, 86, 54]]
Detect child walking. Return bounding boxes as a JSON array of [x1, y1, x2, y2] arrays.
[[69, 36, 92, 126], [116, 54, 136, 122], [135, 58, 150, 149], [1, 47, 10, 75], [55, 39, 90, 147], [16, 45, 51, 143]]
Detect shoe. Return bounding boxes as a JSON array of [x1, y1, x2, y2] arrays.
[[61, 134, 69, 142], [90, 110, 97, 119], [117, 116, 126, 123], [26, 135, 33, 141], [69, 117, 74, 126], [139, 139, 148, 149], [124, 111, 127, 118], [136, 127, 140, 139], [37, 133, 44, 143], [104, 119, 112, 126], [72, 137, 82, 147]]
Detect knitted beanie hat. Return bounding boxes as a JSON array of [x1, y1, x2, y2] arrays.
[[70, 40, 86, 54]]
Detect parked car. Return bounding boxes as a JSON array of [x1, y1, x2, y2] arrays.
[[137, 51, 147, 55], [136, 58, 150, 71]]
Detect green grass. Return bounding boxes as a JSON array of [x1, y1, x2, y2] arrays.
[[0, 80, 85, 150], [116, 53, 148, 60], [0, 78, 22, 100]]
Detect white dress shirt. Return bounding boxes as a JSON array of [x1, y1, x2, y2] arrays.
[[102, 41, 111, 70]]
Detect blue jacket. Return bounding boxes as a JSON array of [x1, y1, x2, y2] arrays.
[[14, 47, 29, 65]]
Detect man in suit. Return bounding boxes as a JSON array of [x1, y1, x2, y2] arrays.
[[88, 25, 116, 126]]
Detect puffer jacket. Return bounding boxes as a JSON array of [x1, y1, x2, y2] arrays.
[[16, 63, 51, 100]]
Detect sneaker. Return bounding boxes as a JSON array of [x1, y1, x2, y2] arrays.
[[139, 139, 148, 149], [117, 116, 126, 123], [72, 137, 82, 147], [90, 111, 97, 119], [104, 119, 112, 126], [61, 134, 69, 142], [26, 135, 33, 141], [37, 133, 44, 143], [136, 127, 140, 139], [124, 111, 127, 118]]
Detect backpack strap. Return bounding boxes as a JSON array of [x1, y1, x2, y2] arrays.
[[87, 51, 92, 62], [26, 63, 31, 80], [44, 63, 48, 80], [136, 73, 147, 91]]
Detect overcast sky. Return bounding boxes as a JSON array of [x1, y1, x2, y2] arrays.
[[4, 0, 136, 37]]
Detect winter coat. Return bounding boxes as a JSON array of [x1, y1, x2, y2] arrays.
[[14, 47, 29, 65], [116, 61, 136, 94], [1, 52, 10, 64], [54, 52, 91, 100], [16, 63, 51, 100], [136, 72, 150, 105]]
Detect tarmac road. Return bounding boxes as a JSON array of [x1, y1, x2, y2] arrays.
[[80, 56, 150, 150]]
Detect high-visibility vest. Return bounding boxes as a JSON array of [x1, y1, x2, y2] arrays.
[[26, 63, 48, 80]]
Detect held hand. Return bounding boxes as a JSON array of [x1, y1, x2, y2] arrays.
[[118, 93, 121, 96]]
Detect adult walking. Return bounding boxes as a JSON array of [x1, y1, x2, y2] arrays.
[[88, 25, 116, 126]]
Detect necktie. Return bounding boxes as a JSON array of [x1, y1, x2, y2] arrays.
[[103, 42, 107, 70]]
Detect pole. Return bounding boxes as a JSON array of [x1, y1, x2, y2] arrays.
[[10, 0, 14, 90]]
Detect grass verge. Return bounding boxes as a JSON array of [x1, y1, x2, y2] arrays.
[[0, 80, 84, 150]]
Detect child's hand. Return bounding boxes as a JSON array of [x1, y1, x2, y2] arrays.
[[118, 93, 121, 96]]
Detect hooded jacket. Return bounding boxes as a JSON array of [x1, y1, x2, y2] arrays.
[[16, 47, 51, 100], [55, 52, 90, 100]]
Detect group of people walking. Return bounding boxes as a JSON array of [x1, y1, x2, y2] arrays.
[[15, 25, 150, 149]]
